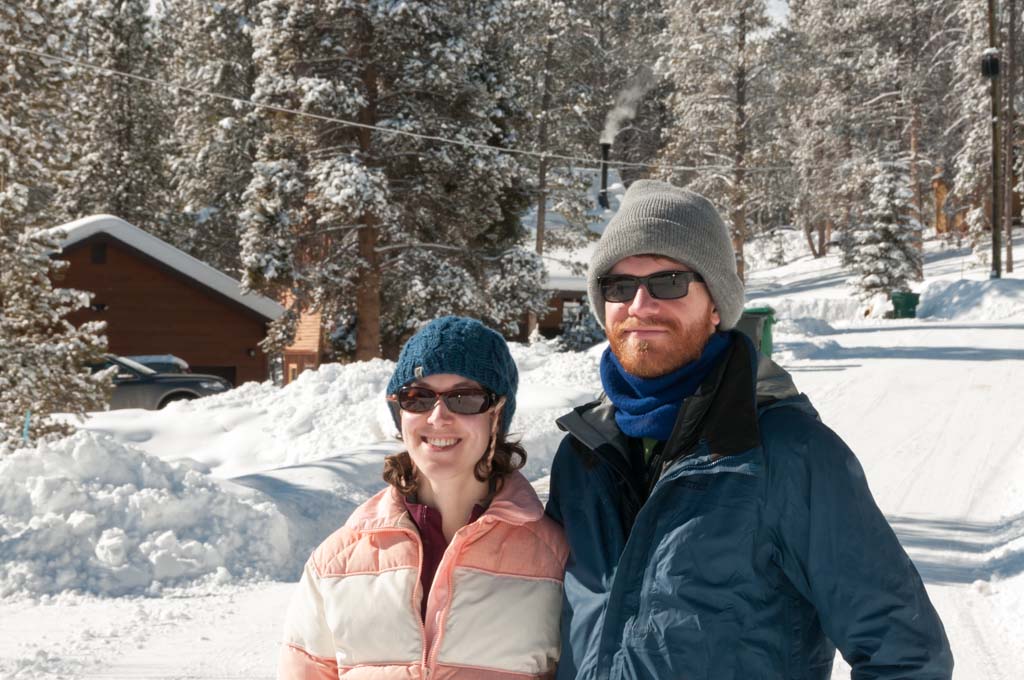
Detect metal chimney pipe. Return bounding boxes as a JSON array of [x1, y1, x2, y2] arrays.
[[599, 143, 611, 209]]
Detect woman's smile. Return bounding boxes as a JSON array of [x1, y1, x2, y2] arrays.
[[422, 436, 461, 450]]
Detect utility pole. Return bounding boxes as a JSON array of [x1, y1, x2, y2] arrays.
[[1004, 0, 1017, 273], [984, 0, 1002, 279]]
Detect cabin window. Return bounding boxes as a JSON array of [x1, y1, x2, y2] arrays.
[[91, 242, 107, 264]]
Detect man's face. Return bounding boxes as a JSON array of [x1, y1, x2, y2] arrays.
[[604, 255, 720, 378]]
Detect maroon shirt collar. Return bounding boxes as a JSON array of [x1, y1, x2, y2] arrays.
[[402, 496, 486, 538]]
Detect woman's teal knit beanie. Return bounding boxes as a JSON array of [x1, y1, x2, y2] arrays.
[[386, 316, 518, 434]]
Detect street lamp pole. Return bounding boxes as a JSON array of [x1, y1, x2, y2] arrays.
[[984, 0, 1002, 279]]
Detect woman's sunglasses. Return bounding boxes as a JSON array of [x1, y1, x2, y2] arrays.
[[389, 386, 497, 415], [598, 271, 705, 303]]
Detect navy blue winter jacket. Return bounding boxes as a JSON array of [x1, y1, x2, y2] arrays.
[[546, 333, 953, 679]]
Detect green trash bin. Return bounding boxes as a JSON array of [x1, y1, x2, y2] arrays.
[[890, 291, 920, 319], [737, 306, 776, 357]]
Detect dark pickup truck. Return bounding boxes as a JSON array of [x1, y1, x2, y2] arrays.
[[94, 355, 232, 409]]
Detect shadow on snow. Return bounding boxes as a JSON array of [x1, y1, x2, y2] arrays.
[[776, 342, 1024, 363], [887, 512, 1024, 585], [229, 446, 396, 579], [746, 270, 849, 299]]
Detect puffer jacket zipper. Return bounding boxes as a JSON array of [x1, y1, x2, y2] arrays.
[[363, 526, 429, 675], [425, 527, 466, 675]]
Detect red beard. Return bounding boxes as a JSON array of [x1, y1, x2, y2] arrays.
[[608, 308, 717, 378]]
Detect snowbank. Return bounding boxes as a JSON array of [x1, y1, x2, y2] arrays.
[[509, 339, 603, 478], [917, 278, 1024, 321], [748, 291, 896, 328], [85, 358, 399, 478], [0, 431, 290, 597]]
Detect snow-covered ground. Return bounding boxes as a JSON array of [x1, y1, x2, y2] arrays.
[[2, 231, 1024, 679]]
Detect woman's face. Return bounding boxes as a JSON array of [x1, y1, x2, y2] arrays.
[[399, 373, 496, 488]]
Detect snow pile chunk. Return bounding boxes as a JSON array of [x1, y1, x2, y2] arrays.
[[773, 317, 837, 337], [917, 279, 1024, 321], [760, 296, 865, 325], [0, 431, 290, 598], [744, 227, 812, 272], [4, 647, 88, 679], [972, 579, 997, 596]]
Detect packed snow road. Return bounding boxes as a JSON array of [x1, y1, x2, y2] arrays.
[[779, 320, 1024, 680]]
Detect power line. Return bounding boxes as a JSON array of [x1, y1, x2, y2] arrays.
[[9, 43, 799, 176]]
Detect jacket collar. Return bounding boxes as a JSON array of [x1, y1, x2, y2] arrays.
[[670, 331, 759, 460], [345, 470, 543, 532], [484, 470, 546, 525], [556, 397, 632, 461]]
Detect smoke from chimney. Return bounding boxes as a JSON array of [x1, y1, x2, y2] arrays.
[[600, 66, 656, 145]]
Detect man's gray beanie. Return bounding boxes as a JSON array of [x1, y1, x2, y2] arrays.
[[587, 180, 745, 330]]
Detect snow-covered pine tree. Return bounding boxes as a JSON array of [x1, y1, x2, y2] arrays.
[[558, 294, 605, 352], [768, 228, 787, 267], [741, 27, 800, 256], [242, 0, 545, 359], [164, 0, 261, 275], [785, 0, 866, 260], [0, 228, 111, 445], [2, 3, 62, 224], [1, 2, 110, 445], [657, 0, 775, 281], [788, 0, 958, 272], [851, 156, 922, 298], [845, 0, 957, 279], [949, 0, 1005, 264], [514, 1, 601, 334], [58, 0, 173, 238]]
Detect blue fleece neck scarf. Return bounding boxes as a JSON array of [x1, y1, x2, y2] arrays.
[[600, 332, 732, 441]]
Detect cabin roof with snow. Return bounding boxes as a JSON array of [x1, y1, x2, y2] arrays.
[[51, 215, 284, 320]]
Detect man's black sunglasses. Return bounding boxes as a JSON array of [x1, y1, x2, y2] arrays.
[[598, 271, 705, 303], [389, 386, 497, 415]]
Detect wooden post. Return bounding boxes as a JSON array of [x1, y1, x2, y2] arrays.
[[909, 107, 925, 280], [527, 34, 556, 338], [933, 167, 950, 235]]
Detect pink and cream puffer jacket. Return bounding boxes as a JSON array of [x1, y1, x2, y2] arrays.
[[278, 471, 569, 680]]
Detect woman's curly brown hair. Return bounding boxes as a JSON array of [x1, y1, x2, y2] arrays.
[[382, 434, 527, 497]]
